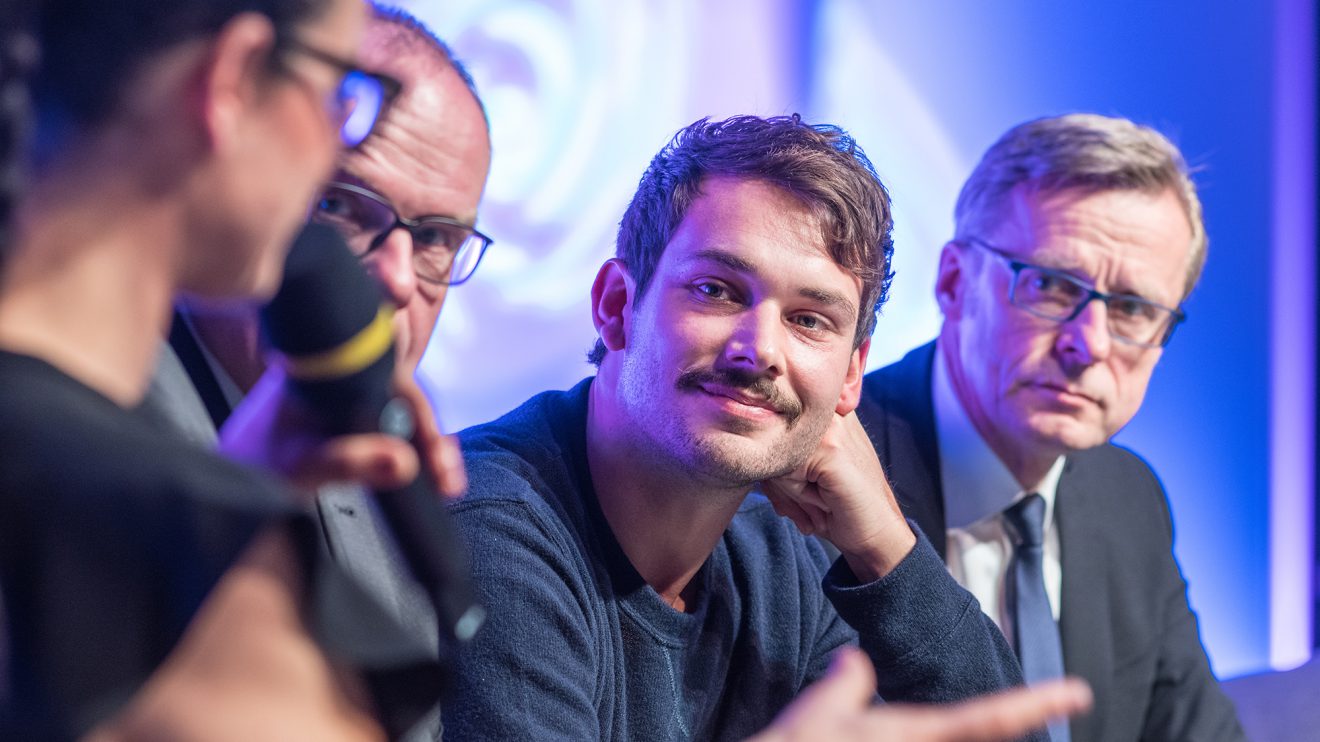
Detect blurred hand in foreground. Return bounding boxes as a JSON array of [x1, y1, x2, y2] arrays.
[[750, 647, 1092, 742]]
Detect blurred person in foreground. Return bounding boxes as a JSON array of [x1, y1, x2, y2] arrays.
[[443, 114, 1090, 741], [140, 6, 493, 738], [0, 0, 444, 738], [855, 114, 1245, 742]]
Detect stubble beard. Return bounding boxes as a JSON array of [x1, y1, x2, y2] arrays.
[[675, 417, 825, 486], [620, 359, 826, 488]]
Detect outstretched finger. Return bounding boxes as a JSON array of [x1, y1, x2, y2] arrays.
[[898, 678, 1092, 742]]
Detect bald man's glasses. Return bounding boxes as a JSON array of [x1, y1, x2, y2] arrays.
[[963, 237, 1185, 348], [312, 182, 493, 285], [281, 38, 401, 148]]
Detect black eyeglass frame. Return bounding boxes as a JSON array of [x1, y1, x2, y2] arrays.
[[277, 37, 402, 147], [960, 237, 1187, 349], [318, 181, 494, 286]]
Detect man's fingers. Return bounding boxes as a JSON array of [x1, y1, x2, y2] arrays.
[[292, 434, 419, 492], [802, 499, 829, 533], [905, 678, 1093, 742], [766, 491, 817, 535], [391, 369, 466, 498], [939, 678, 1092, 741], [751, 658, 1087, 742], [434, 433, 467, 499]]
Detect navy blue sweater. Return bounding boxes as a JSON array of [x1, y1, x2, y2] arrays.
[[445, 379, 1028, 741]]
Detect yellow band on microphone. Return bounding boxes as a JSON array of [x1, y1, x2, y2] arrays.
[[282, 304, 395, 380]]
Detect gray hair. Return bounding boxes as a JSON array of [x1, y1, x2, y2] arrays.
[[954, 113, 1206, 297]]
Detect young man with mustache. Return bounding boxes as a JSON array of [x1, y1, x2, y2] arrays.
[[442, 115, 1085, 741]]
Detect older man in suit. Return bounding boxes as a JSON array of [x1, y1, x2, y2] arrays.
[[855, 114, 1245, 742]]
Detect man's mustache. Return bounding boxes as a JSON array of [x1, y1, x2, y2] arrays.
[[675, 367, 803, 423]]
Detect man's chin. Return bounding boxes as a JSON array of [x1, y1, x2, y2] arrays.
[[1023, 414, 1109, 454], [690, 427, 814, 482]]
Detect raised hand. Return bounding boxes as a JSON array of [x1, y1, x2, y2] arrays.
[[761, 411, 915, 582]]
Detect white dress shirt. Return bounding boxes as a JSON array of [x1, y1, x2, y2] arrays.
[[932, 341, 1065, 647]]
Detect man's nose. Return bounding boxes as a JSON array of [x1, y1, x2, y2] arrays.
[[720, 304, 786, 377], [1055, 297, 1112, 370], [362, 227, 417, 309]]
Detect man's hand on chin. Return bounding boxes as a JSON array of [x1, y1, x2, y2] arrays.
[[760, 411, 916, 583]]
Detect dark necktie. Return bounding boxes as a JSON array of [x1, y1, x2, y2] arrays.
[[1003, 493, 1070, 742]]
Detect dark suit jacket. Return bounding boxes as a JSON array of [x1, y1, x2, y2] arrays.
[[855, 342, 1245, 742]]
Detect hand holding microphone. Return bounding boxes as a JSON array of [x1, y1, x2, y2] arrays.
[[223, 223, 484, 650]]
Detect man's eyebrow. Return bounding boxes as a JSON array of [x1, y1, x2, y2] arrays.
[[330, 170, 369, 189], [688, 248, 757, 274], [687, 248, 859, 321], [1030, 259, 1166, 303], [799, 287, 858, 323]]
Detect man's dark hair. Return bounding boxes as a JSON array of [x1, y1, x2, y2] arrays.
[[588, 114, 895, 366], [32, 0, 330, 149], [1, 5, 38, 258]]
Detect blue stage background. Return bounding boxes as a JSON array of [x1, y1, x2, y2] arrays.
[[400, 0, 1314, 678]]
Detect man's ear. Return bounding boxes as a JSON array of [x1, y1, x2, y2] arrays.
[[591, 258, 636, 353], [934, 240, 967, 320], [835, 337, 871, 415], [194, 12, 279, 154]]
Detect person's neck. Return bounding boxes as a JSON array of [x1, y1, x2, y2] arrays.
[[0, 180, 182, 407], [999, 447, 1059, 494], [182, 307, 267, 394], [938, 330, 1061, 491], [585, 375, 748, 612]]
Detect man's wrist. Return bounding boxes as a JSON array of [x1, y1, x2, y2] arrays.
[[840, 524, 917, 583]]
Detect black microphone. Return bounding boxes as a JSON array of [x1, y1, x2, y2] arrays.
[[260, 223, 485, 651]]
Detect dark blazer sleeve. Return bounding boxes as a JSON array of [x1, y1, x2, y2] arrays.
[[1059, 447, 1245, 742]]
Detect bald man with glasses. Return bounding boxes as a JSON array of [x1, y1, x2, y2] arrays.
[[854, 114, 1245, 742]]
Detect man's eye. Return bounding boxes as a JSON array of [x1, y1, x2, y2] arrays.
[[316, 193, 351, 217], [413, 226, 456, 249], [1030, 273, 1062, 292], [694, 282, 727, 300], [1110, 296, 1152, 319], [1030, 272, 1086, 298], [792, 314, 822, 330]]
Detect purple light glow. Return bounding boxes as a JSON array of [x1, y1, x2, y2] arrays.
[[1269, 0, 1316, 670]]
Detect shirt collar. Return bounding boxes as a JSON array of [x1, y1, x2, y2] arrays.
[[932, 339, 1064, 528]]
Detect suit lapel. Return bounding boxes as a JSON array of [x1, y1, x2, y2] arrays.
[[168, 310, 235, 431], [1057, 458, 1112, 742]]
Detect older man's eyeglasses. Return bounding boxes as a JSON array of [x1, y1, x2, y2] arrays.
[[280, 38, 401, 148], [311, 181, 493, 285], [962, 237, 1186, 348]]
